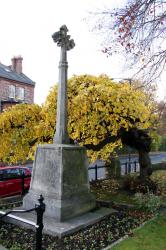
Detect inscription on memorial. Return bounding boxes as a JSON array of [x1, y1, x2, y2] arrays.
[[31, 146, 62, 197]]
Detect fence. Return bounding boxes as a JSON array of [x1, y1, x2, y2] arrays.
[[121, 161, 140, 175], [88, 161, 140, 181], [0, 195, 45, 250]]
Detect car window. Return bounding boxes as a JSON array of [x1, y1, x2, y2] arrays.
[[5, 168, 21, 178], [18, 168, 31, 176], [19, 168, 27, 175]]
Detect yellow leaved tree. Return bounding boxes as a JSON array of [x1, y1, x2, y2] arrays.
[[0, 75, 157, 168], [43, 74, 157, 163], [0, 104, 43, 164]]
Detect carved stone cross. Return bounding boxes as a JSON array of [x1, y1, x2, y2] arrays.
[[52, 25, 75, 144]]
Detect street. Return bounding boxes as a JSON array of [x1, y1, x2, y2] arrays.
[[88, 152, 166, 181]]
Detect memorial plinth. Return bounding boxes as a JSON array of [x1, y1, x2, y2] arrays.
[[23, 144, 95, 221]]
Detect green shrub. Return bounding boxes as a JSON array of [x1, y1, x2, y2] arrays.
[[133, 191, 161, 213], [151, 170, 166, 196], [123, 175, 157, 194]]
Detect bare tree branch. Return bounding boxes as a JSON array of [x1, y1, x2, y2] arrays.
[[90, 0, 166, 85]]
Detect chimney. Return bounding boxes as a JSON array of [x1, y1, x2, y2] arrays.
[[11, 56, 23, 74]]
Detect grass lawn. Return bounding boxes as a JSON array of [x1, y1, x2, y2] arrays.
[[111, 211, 166, 250]]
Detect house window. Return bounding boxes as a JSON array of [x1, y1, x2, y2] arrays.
[[16, 87, 25, 100], [8, 85, 16, 98]]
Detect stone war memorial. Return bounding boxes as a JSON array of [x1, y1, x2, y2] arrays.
[[8, 25, 115, 237], [23, 24, 96, 222]]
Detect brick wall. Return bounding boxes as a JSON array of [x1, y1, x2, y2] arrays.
[[0, 78, 35, 104]]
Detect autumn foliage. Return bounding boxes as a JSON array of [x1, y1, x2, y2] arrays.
[[0, 75, 156, 164], [0, 104, 43, 163]]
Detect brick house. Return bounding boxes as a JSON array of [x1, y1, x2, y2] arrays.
[[0, 56, 35, 112]]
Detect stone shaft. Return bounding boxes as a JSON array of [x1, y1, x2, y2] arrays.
[[53, 46, 69, 144], [52, 25, 75, 144]]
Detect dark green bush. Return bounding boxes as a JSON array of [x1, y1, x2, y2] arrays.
[[123, 175, 157, 194]]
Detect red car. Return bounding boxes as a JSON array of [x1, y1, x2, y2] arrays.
[[0, 166, 31, 198]]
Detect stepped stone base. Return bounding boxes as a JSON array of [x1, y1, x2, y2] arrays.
[[2, 207, 117, 238]]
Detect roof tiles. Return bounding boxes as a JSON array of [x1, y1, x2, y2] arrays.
[[0, 63, 35, 85]]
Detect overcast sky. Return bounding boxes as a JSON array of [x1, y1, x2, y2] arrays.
[[0, 0, 165, 104]]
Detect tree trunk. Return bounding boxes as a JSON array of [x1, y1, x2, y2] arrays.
[[138, 151, 152, 180], [106, 155, 121, 179]]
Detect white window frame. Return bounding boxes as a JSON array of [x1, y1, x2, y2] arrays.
[[16, 87, 25, 100], [8, 85, 16, 98]]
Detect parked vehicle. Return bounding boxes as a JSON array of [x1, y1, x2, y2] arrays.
[[0, 166, 31, 198], [25, 164, 33, 174]]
